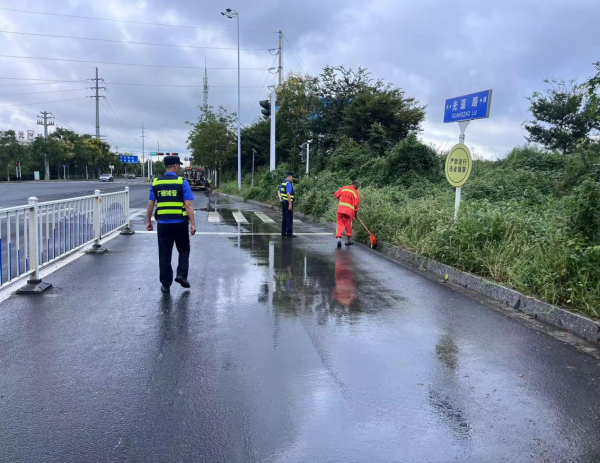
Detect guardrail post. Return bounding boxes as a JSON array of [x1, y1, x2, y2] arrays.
[[17, 197, 52, 295], [88, 189, 107, 254], [120, 187, 135, 235]]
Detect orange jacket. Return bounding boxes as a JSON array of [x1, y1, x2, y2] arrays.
[[334, 185, 360, 217]]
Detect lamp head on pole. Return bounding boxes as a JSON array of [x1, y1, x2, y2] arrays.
[[221, 8, 238, 18]]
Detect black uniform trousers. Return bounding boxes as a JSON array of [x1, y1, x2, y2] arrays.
[[157, 222, 190, 288], [281, 200, 293, 236]]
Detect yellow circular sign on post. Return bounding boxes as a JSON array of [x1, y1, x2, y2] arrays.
[[445, 143, 472, 187]]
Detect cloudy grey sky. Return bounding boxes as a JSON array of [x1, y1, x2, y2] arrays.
[[0, 0, 598, 159]]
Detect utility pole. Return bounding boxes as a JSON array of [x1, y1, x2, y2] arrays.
[[140, 123, 147, 180], [251, 148, 256, 187], [203, 58, 209, 107], [278, 30, 283, 85], [89, 68, 105, 139], [37, 111, 54, 180], [270, 87, 276, 171]]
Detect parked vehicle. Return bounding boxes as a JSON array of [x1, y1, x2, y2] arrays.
[[183, 166, 209, 190], [99, 173, 114, 182], [127, 174, 136, 179]]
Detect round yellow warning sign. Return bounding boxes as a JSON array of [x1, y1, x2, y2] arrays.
[[445, 143, 472, 187]]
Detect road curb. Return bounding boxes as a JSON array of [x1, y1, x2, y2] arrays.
[[215, 191, 600, 345]]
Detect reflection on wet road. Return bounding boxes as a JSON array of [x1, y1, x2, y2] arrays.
[[0, 193, 599, 461]]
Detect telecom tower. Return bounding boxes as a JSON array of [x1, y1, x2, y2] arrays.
[[203, 58, 209, 106]]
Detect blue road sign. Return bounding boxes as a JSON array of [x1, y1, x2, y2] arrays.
[[444, 90, 492, 123], [120, 155, 139, 164]]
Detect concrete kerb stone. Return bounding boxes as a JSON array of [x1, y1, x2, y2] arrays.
[[215, 191, 600, 346]]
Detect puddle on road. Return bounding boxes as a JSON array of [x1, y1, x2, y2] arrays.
[[226, 231, 406, 325]]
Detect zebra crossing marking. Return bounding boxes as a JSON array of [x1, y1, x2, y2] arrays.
[[254, 212, 275, 223], [232, 211, 248, 224]]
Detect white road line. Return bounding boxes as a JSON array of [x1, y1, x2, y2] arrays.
[[254, 212, 275, 223], [136, 231, 331, 236], [208, 211, 220, 223], [232, 211, 248, 224]]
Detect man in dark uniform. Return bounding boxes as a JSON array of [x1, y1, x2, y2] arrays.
[[146, 156, 196, 292], [277, 171, 297, 238]]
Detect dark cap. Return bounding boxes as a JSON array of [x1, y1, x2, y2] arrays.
[[164, 155, 182, 166], [286, 171, 295, 177]]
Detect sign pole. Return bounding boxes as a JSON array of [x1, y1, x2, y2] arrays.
[[454, 121, 470, 221]]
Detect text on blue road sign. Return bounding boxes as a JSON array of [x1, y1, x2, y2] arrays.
[[120, 155, 139, 164], [444, 90, 492, 123]]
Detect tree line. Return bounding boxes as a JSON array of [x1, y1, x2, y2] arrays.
[[0, 128, 145, 181]]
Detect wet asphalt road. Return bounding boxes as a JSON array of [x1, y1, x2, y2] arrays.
[[0, 179, 150, 209], [0, 192, 599, 462]]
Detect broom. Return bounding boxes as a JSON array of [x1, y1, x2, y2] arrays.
[[356, 216, 378, 249]]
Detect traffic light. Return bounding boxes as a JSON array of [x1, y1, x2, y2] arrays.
[[298, 143, 307, 161], [259, 99, 271, 118]]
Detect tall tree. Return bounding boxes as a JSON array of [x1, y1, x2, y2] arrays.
[[0, 131, 27, 181], [585, 61, 600, 123], [186, 106, 236, 182], [524, 79, 599, 154]]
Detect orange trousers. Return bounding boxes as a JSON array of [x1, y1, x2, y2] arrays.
[[336, 212, 353, 238]]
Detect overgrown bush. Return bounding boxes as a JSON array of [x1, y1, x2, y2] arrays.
[[569, 179, 600, 243], [218, 141, 600, 318]]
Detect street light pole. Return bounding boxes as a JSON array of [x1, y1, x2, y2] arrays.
[[252, 148, 256, 187], [222, 8, 241, 191]]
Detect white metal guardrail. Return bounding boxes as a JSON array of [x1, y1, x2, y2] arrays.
[[0, 205, 35, 288], [0, 187, 134, 293]]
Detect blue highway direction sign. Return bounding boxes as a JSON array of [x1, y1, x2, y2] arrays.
[[444, 90, 492, 123], [120, 155, 139, 164]]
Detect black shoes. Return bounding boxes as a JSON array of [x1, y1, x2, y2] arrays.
[[287, 234, 298, 238], [345, 241, 354, 246], [337, 241, 342, 249], [161, 285, 170, 293], [175, 276, 191, 288]]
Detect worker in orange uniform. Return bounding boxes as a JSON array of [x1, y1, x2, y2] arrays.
[[334, 181, 360, 248]]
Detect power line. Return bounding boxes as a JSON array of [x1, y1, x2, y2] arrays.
[[0, 77, 89, 82], [0, 81, 89, 88], [0, 77, 270, 89], [0, 30, 272, 51], [0, 96, 87, 109], [242, 53, 278, 123], [100, 106, 137, 141], [0, 54, 268, 71], [53, 117, 81, 133], [0, 87, 88, 97], [103, 89, 139, 136], [249, 73, 278, 122], [283, 34, 311, 75], [104, 82, 269, 88], [0, 7, 278, 33], [102, 98, 135, 136]]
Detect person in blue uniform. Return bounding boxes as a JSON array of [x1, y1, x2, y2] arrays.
[[277, 171, 297, 238], [146, 156, 196, 292]]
